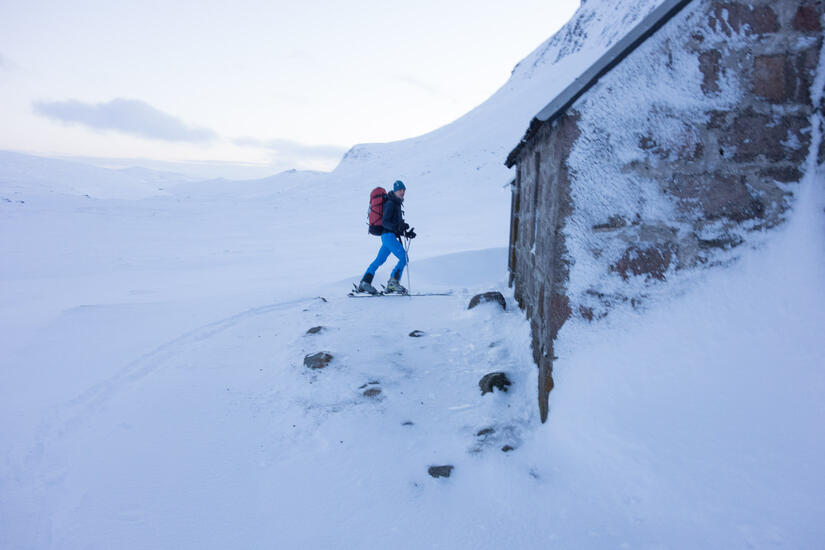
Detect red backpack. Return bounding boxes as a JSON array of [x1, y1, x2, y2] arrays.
[[367, 187, 387, 235]]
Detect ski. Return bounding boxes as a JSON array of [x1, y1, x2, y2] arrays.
[[348, 292, 453, 297], [347, 292, 453, 298], [348, 283, 452, 298]]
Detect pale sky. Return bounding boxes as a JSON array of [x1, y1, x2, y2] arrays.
[[0, 1, 579, 177]]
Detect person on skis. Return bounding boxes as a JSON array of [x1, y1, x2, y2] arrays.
[[358, 180, 416, 294]]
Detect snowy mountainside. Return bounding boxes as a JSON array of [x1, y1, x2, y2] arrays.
[[329, 0, 664, 252], [335, 0, 663, 186]]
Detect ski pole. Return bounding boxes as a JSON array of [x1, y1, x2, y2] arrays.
[[404, 236, 412, 296]]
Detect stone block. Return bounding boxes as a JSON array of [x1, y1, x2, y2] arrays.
[[708, 3, 779, 36], [538, 355, 554, 423], [793, 4, 823, 32], [820, 128, 825, 166], [696, 233, 744, 250], [637, 129, 702, 161], [726, 112, 808, 163], [549, 293, 571, 339], [706, 110, 729, 130], [784, 116, 815, 163], [592, 215, 627, 232], [754, 55, 794, 103], [531, 321, 542, 366], [670, 173, 763, 222], [611, 245, 674, 281], [705, 173, 764, 222], [760, 166, 802, 183], [796, 44, 823, 105], [699, 49, 722, 94], [537, 284, 546, 319]]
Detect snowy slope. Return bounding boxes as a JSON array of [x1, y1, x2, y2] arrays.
[[2, 0, 825, 548], [3, 179, 823, 548], [0, 151, 172, 200], [328, 0, 664, 254]]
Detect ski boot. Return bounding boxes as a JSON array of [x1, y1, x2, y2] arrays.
[[358, 273, 379, 294], [385, 277, 408, 294]]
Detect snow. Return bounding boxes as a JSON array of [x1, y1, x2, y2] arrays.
[[2, 0, 825, 548], [564, 1, 747, 302], [0, 151, 172, 200]]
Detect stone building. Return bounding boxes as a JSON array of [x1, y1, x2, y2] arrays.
[[505, 0, 824, 422]]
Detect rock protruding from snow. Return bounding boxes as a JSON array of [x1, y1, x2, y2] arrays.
[[363, 388, 382, 398], [427, 465, 454, 478], [303, 351, 333, 369], [479, 372, 511, 395], [305, 326, 324, 335], [409, 330, 425, 337], [471, 424, 522, 454], [468, 291, 506, 311]]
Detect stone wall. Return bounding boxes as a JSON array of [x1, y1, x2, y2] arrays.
[[507, 0, 824, 422], [510, 114, 578, 423]]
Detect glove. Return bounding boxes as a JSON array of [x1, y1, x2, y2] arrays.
[[402, 222, 410, 232], [405, 228, 416, 239]]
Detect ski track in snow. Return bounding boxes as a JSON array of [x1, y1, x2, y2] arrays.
[[24, 298, 316, 450]]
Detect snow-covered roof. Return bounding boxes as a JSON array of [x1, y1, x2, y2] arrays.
[[505, 0, 694, 168]]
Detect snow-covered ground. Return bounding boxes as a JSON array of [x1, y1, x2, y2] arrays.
[[3, 156, 823, 549], [2, 0, 825, 547]]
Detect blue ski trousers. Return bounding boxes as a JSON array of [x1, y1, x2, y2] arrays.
[[365, 232, 407, 280]]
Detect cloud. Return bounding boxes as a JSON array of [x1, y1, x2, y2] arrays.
[[234, 137, 348, 159], [32, 98, 218, 143]]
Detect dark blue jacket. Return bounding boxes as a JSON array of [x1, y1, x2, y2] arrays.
[[382, 191, 405, 235]]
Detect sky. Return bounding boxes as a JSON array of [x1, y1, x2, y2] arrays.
[[0, 1, 579, 179]]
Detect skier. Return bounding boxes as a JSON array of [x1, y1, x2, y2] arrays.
[[358, 180, 416, 294]]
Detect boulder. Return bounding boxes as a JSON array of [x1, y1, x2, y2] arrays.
[[305, 326, 324, 334], [479, 372, 511, 395], [409, 330, 426, 337], [363, 388, 382, 398], [303, 351, 333, 369], [468, 291, 506, 310], [428, 465, 454, 478]]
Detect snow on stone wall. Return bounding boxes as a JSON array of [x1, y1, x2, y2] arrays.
[[508, 0, 824, 421]]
